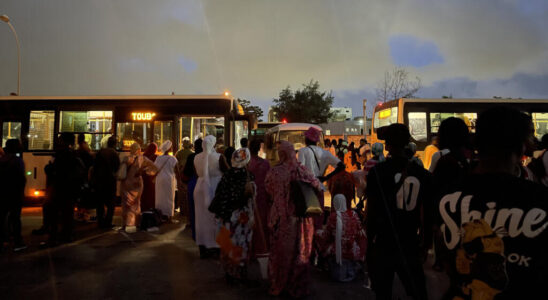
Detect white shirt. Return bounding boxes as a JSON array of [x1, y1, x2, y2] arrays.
[[298, 145, 340, 178]]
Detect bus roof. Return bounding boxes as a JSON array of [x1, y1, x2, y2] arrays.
[[266, 123, 322, 134], [391, 98, 548, 104], [0, 94, 232, 101]]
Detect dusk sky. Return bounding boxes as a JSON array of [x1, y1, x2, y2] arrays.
[[1, 0, 547, 117]]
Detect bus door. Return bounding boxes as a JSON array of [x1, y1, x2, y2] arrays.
[[230, 115, 254, 148]]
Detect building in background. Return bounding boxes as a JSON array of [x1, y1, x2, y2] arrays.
[[320, 116, 370, 137], [329, 107, 352, 122]]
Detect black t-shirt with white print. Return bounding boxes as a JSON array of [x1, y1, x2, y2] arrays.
[[438, 172, 548, 299]]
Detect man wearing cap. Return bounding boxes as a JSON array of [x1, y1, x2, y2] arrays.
[[365, 124, 433, 300], [298, 127, 345, 227]]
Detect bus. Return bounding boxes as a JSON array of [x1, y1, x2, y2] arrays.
[[0, 94, 253, 203], [264, 123, 324, 166], [371, 98, 548, 161]]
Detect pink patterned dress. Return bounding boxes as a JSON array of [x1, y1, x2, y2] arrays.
[[315, 210, 367, 262], [248, 155, 271, 257], [265, 162, 322, 298]]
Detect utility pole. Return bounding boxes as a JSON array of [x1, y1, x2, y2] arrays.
[[362, 99, 367, 137]]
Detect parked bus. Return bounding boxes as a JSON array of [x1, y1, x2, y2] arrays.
[[264, 123, 324, 166], [370, 98, 548, 162], [0, 94, 253, 203]]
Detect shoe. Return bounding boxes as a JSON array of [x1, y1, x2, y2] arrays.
[[13, 243, 27, 252], [146, 226, 159, 232], [125, 226, 137, 233]]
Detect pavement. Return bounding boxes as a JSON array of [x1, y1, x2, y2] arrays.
[[1, 208, 375, 300]]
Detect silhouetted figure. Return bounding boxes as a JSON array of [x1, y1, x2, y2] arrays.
[[240, 137, 248, 149], [0, 139, 27, 252], [91, 136, 120, 229]]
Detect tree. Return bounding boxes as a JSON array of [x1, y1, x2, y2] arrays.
[[272, 80, 333, 124], [376, 66, 422, 103], [237, 98, 264, 121]]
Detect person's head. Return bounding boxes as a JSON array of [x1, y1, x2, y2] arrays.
[[107, 136, 117, 149], [438, 117, 470, 151], [159, 140, 172, 154], [4, 139, 22, 154], [240, 137, 248, 148], [476, 106, 533, 163], [304, 127, 321, 146], [430, 135, 439, 147], [371, 143, 385, 162], [277, 141, 296, 165], [224, 146, 235, 165], [144, 142, 158, 157], [338, 138, 343, 146], [377, 124, 410, 156], [231, 148, 251, 169], [249, 139, 262, 156], [130, 143, 141, 156], [203, 135, 217, 153], [183, 139, 191, 149], [405, 142, 417, 159], [360, 139, 366, 146], [331, 139, 337, 147], [349, 142, 355, 151], [58, 132, 75, 150], [77, 133, 86, 145], [194, 138, 203, 154], [324, 139, 331, 148]]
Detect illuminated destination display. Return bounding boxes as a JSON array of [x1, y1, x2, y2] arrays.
[[132, 112, 156, 121], [378, 108, 391, 119]]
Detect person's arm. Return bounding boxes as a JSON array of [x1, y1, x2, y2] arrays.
[[319, 158, 345, 182]]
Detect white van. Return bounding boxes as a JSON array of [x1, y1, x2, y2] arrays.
[[264, 123, 324, 166]]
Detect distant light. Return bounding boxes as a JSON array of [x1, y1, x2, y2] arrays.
[[224, 91, 230, 97], [282, 119, 288, 124], [33, 190, 40, 196], [26, 171, 32, 176]]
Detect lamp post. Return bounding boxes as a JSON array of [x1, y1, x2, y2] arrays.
[[1, 14, 21, 96]]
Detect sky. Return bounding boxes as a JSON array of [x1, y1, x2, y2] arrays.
[[1, 0, 547, 118]]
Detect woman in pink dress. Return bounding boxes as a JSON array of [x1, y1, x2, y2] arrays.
[[247, 139, 271, 258], [265, 141, 322, 298]]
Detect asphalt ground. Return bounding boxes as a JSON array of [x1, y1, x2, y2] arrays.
[[1, 208, 376, 300]]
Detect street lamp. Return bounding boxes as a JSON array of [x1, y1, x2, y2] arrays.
[[1, 14, 21, 96]]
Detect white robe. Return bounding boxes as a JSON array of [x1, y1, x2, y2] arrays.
[[193, 138, 223, 248], [154, 155, 178, 217]]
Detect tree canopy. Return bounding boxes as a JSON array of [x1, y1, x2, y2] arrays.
[[376, 66, 421, 103], [237, 98, 264, 121], [271, 80, 333, 124]]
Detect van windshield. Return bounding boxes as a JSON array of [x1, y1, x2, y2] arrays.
[[278, 130, 323, 150]]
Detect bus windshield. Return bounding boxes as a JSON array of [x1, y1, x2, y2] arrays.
[[373, 106, 398, 131]]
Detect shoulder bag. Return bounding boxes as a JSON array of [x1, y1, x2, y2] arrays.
[[290, 167, 322, 217]]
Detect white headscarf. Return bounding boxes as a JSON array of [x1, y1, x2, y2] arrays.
[[160, 140, 172, 153], [201, 135, 217, 194], [333, 194, 347, 265]]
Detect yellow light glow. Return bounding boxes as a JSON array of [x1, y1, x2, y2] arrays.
[[379, 109, 391, 119], [224, 91, 230, 97], [34, 191, 40, 196], [132, 112, 156, 121]]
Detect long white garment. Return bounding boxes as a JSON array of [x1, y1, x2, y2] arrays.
[[193, 135, 223, 248], [154, 155, 178, 217], [333, 194, 347, 265]]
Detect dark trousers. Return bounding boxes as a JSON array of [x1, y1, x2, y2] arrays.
[[0, 199, 23, 244], [367, 245, 427, 300], [48, 197, 75, 242], [96, 187, 116, 227]]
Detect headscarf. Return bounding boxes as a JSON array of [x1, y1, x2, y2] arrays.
[[160, 140, 172, 153], [143, 143, 158, 160], [333, 194, 348, 265], [277, 141, 298, 171], [130, 143, 141, 155], [232, 148, 251, 168], [371, 142, 385, 162], [304, 127, 321, 143], [201, 135, 217, 190]]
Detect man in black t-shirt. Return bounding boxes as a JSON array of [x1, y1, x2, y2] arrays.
[[438, 106, 548, 299], [366, 124, 434, 300]]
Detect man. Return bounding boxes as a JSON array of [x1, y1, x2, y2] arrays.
[[175, 138, 193, 218], [44, 133, 86, 246], [240, 137, 248, 149], [297, 127, 344, 227], [437, 106, 548, 299], [365, 124, 433, 300], [0, 139, 27, 252], [91, 136, 120, 229]]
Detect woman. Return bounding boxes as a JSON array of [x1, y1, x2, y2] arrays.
[[328, 150, 357, 208], [209, 148, 255, 284], [315, 194, 366, 282], [194, 135, 229, 258], [248, 139, 271, 259], [141, 142, 158, 212], [183, 138, 202, 240], [155, 140, 179, 221], [265, 141, 322, 298], [120, 143, 157, 233], [364, 143, 385, 175]]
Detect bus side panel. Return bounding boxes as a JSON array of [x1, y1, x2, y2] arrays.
[[23, 152, 53, 204]]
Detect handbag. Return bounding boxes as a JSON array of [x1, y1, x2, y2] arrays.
[[290, 168, 322, 217]]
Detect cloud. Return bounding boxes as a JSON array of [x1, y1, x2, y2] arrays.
[[389, 35, 444, 67]]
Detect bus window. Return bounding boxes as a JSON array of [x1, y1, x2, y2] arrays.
[[190, 117, 224, 142], [2, 122, 22, 147], [373, 107, 398, 130], [116, 122, 151, 151], [154, 121, 173, 149], [59, 111, 112, 150], [29, 111, 55, 150], [408, 112, 427, 142], [532, 113, 548, 139], [430, 112, 477, 133]]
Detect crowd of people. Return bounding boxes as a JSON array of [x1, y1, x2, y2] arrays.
[[1, 105, 548, 299]]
